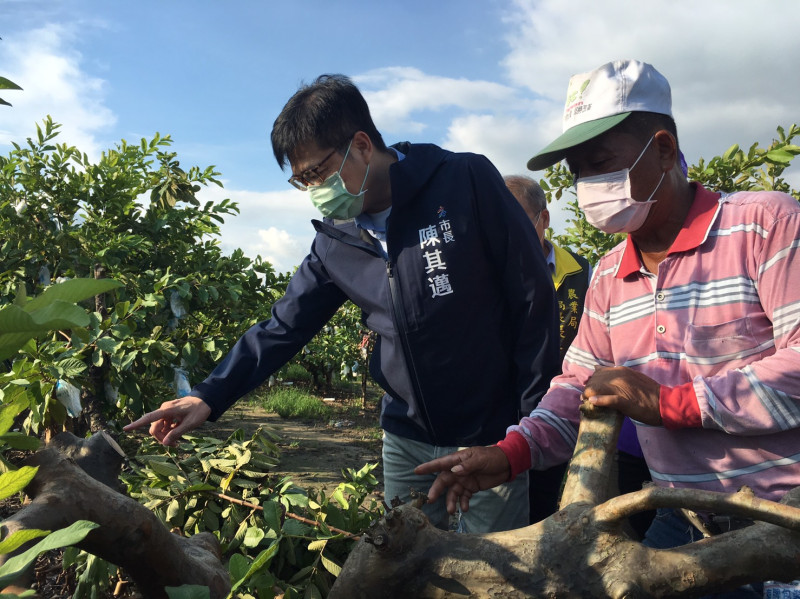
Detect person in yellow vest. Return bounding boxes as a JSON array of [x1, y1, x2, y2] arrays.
[[505, 175, 654, 536], [504, 175, 590, 360]]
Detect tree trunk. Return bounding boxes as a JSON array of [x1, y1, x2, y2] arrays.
[[0, 431, 231, 599], [329, 404, 800, 598], [79, 264, 111, 436]]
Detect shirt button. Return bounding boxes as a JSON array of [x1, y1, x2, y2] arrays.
[[656, 324, 666, 334], [656, 292, 665, 301]]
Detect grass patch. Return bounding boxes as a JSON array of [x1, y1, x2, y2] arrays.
[[276, 363, 313, 383], [262, 388, 333, 420]]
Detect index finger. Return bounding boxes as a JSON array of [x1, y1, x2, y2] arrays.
[[414, 452, 467, 476], [123, 410, 169, 432]]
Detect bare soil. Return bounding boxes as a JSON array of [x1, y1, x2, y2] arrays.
[[205, 398, 384, 501]]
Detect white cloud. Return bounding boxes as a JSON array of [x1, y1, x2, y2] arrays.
[[356, 67, 522, 135], [255, 227, 308, 273], [0, 23, 115, 158], [197, 184, 318, 274]]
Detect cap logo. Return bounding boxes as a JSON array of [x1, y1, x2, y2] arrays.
[[564, 78, 591, 123]]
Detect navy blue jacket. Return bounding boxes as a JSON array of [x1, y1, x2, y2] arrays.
[[192, 142, 559, 447]]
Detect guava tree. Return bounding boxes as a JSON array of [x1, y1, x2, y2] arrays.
[[0, 117, 288, 434]]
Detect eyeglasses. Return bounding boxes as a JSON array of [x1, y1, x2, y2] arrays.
[[288, 148, 338, 191]]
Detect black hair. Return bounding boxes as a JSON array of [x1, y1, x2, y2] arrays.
[[614, 111, 680, 152], [271, 74, 388, 169]]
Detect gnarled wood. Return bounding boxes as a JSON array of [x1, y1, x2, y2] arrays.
[[0, 432, 230, 599], [330, 405, 800, 597]]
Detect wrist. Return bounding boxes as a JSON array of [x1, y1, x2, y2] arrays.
[[659, 381, 702, 429], [495, 431, 531, 481]]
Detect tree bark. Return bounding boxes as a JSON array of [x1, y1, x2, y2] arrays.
[[329, 404, 800, 598], [0, 432, 231, 599], [78, 263, 110, 436]]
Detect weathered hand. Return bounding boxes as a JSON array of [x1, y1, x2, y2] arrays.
[[583, 366, 662, 425], [414, 446, 511, 514], [123, 395, 212, 447]]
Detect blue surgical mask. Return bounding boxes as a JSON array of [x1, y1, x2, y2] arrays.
[[308, 141, 369, 220]]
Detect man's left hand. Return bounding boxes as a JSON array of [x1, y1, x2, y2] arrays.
[[583, 366, 662, 425]]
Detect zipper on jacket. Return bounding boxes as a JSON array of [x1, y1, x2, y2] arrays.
[[386, 260, 439, 445]]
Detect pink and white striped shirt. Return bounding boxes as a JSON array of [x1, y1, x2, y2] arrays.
[[501, 183, 800, 501]]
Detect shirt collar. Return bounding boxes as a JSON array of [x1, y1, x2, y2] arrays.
[[616, 183, 721, 278], [355, 206, 392, 233], [543, 239, 556, 273], [354, 147, 404, 231]]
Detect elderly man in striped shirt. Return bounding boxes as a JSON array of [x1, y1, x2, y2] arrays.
[[417, 60, 800, 595]]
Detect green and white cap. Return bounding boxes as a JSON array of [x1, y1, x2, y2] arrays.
[[527, 60, 672, 171]]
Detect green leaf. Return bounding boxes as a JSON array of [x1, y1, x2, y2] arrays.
[[0, 591, 37, 598], [229, 541, 280, 595], [722, 143, 740, 161], [765, 148, 795, 165], [144, 458, 182, 478], [181, 342, 199, 367], [0, 433, 41, 451], [95, 336, 120, 353], [242, 526, 265, 548], [185, 483, 216, 493], [320, 554, 342, 577], [0, 395, 30, 436], [0, 528, 50, 554], [55, 358, 88, 378], [0, 520, 99, 587], [227, 552, 249, 582], [202, 508, 219, 530], [164, 585, 211, 599], [140, 487, 172, 499], [0, 302, 88, 333], [282, 519, 311, 536], [25, 279, 123, 312], [0, 77, 23, 91], [166, 499, 184, 525], [0, 466, 38, 500], [331, 488, 349, 510], [261, 500, 282, 532]]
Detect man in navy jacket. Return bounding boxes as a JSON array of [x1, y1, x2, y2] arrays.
[[126, 74, 559, 533]]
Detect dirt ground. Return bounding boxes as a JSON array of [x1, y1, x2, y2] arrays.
[[205, 399, 385, 501]]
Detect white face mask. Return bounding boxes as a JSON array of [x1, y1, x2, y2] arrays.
[[575, 136, 665, 234]]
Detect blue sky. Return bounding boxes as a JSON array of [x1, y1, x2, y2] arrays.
[[2, 0, 799, 272]]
